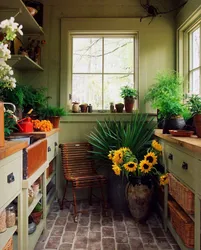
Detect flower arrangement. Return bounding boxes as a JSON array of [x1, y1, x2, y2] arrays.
[[32, 119, 53, 132], [108, 140, 168, 185], [0, 17, 23, 90]]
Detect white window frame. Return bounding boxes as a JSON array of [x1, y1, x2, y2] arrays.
[[70, 33, 137, 110], [60, 18, 139, 111], [177, 7, 201, 94]]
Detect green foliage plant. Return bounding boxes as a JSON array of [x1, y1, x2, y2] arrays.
[[88, 112, 156, 163], [38, 106, 67, 119], [4, 111, 17, 137], [2, 84, 24, 108], [33, 203, 42, 212], [120, 85, 138, 99], [185, 94, 201, 116], [144, 71, 185, 119]]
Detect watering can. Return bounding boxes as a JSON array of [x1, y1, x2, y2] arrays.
[[17, 117, 33, 133]]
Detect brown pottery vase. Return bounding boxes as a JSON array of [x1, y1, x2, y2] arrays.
[[115, 103, 124, 113], [49, 116, 60, 128], [124, 97, 134, 113]]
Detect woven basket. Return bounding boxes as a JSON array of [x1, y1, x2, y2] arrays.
[[168, 173, 194, 214], [168, 200, 194, 248], [3, 237, 13, 250]]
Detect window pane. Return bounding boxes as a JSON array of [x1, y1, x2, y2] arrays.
[[104, 74, 134, 109], [73, 38, 102, 73], [192, 28, 200, 69], [72, 74, 102, 109], [189, 69, 200, 94], [104, 38, 134, 73]]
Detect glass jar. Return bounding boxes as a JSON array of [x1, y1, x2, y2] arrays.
[[6, 205, 16, 228], [0, 209, 7, 233]]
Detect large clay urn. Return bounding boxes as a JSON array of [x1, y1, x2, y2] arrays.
[[124, 96, 134, 113]]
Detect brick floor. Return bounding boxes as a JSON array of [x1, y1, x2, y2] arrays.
[[35, 201, 180, 250]]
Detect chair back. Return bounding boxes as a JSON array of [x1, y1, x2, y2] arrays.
[[59, 142, 96, 180]]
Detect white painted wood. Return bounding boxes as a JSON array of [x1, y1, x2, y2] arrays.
[[0, 153, 22, 209], [29, 219, 45, 250], [0, 226, 17, 249], [46, 171, 56, 186], [28, 193, 42, 216], [47, 133, 59, 163]]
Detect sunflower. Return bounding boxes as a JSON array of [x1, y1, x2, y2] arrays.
[[120, 147, 131, 153], [139, 160, 153, 173], [112, 149, 123, 165], [108, 151, 113, 160], [144, 152, 157, 166], [124, 161, 137, 172], [112, 164, 121, 176], [160, 174, 169, 185], [152, 140, 162, 152]]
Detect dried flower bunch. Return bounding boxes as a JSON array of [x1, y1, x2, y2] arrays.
[[0, 17, 23, 90], [108, 140, 168, 185]]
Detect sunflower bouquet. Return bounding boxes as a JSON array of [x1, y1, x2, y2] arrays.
[[108, 140, 168, 185]]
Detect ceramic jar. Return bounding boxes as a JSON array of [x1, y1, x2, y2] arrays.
[[72, 102, 80, 113]]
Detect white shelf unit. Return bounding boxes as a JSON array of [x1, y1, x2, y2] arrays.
[[8, 55, 44, 71], [46, 171, 56, 186], [0, 226, 17, 250], [0, 0, 44, 34], [28, 193, 42, 216], [29, 219, 45, 250]]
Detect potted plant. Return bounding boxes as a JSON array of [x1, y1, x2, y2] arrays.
[[38, 106, 67, 128], [4, 110, 17, 137], [186, 95, 201, 137], [115, 103, 124, 113], [120, 85, 138, 113], [88, 112, 156, 212], [31, 203, 42, 225], [145, 71, 186, 132], [108, 140, 168, 222]]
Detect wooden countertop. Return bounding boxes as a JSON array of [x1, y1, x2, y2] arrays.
[[0, 140, 28, 160], [154, 129, 201, 154], [12, 128, 60, 138]]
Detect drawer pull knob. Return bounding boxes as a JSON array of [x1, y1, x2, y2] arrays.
[[48, 146, 51, 152], [182, 162, 188, 170], [7, 172, 15, 183], [55, 142, 58, 147], [168, 153, 173, 160]]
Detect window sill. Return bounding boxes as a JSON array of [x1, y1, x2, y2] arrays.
[[61, 112, 156, 123]]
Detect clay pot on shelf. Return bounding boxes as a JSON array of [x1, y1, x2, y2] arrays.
[[49, 116, 60, 128], [80, 104, 88, 113], [115, 103, 124, 113], [124, 96, 134, 113], [194, 114, 201, 137], [72, 102, 80, 113]]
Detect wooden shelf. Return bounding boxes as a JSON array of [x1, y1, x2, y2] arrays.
[[29, 219, 44, 250], [0, 0, 44, 34], [28, 193, 42, 216], [7, 55, 44, 71], [0, 226, 17, 250], [167, 219, 193, 250], [46, 171, 56, 186]]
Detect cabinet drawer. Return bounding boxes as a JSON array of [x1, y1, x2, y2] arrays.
[[47, 133, 58, 162], [164, 143, 199, 191], [0, 152, 22, 209]]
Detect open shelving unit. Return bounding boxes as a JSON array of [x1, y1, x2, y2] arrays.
[[28, 193, 42, 216], [8, 55, 44, 71], [0, 0, 44, 34], [0, 226, 17, 250]]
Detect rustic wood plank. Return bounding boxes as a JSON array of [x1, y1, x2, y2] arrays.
[[0, 141, 28, 160], [155, 129, 201, 154]]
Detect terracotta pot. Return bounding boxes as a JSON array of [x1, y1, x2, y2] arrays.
[[115, 103, 124, 113], [49, 116, 60, 128], [124, 97, 134, 113], [79, 104, 88, 113], [162, 117, 185, 134], [31, 211, 42, 225], [125, 176, 153, 222], [194, 114, 201, 137]]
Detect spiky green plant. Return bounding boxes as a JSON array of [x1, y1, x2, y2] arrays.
[[88, 112, 156, 162]]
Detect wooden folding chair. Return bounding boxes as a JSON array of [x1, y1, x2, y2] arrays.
[[59, 142, 107, 222]]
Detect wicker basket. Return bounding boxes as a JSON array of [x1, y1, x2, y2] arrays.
[[3, 237, 13, 250], [168, 173, 194, 214], [168, 200, 194, 248]]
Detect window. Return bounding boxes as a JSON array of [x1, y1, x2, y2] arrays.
[[189, 26, 200, 94], [71, 35, 136, 110]]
